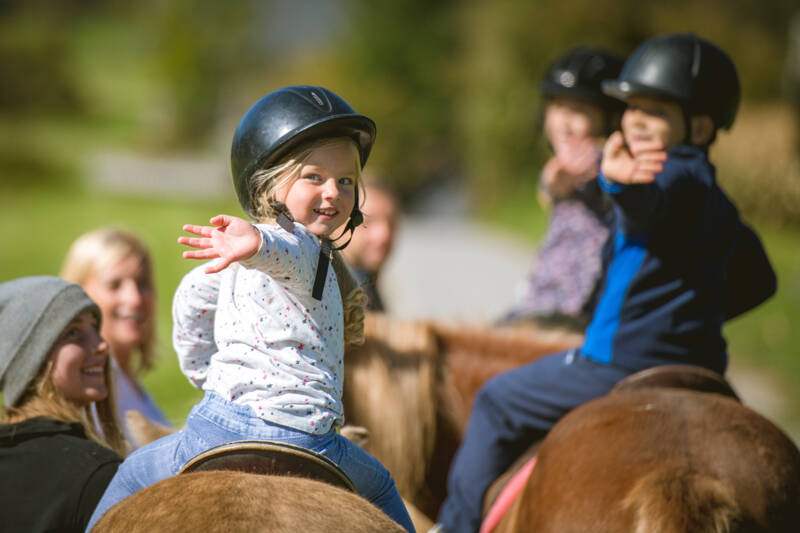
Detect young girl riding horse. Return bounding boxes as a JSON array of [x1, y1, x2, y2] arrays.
[[87, 86, 415, 533]]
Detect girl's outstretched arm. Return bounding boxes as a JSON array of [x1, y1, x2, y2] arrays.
[[179, 214, 262, 273]]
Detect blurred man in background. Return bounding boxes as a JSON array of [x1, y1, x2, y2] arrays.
[[342, 177, 399, 312]]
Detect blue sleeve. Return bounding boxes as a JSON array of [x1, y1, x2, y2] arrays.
[[724, 221, 777, 320], [598, 154, 706, 235]]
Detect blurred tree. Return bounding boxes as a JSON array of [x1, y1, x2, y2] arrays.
[[0, 2, 84, 114], [335, 0, 461, 202], [3, 0, 799, 220], [149, 0, 264, 148], [336, 0, 798, 210], [0, 1, 92, 188]]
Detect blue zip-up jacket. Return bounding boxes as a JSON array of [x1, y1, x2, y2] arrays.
[[582, 144, 776, 374]]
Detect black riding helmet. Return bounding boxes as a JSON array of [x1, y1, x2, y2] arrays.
[[541, 46, 626, 113], [231, 86, 376, 225], [602, 33, 740, 131]]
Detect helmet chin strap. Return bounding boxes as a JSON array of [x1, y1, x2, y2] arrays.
[[329, 183, 363, 251], [312, 238, 333, 300], [311, 189, 364, 300], [311, 215, 361, 300]]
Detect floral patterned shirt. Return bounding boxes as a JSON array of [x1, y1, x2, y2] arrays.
[[508, 179, 612, 326], [172, 222, 345, 435]]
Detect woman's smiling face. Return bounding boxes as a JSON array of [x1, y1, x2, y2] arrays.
[[81, 253, 154, 367], [48, 310, 109, 405]]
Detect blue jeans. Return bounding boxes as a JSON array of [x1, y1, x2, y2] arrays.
[[88, 392, 415, 532], [438, 350, 632, 533]]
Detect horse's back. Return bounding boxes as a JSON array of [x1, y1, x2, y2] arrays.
[[511, 389, 800, 533], [92, 470, 405, 533]]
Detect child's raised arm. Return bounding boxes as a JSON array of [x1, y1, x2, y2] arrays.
[[179, 214, 262, 274], [540, 138, 601, 201]]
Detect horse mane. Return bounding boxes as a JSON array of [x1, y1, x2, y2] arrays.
[[343, 314, 582, 520], [430, 321, 583, 412], [621, 469, 740, 533], [343, 313, 452, 506]]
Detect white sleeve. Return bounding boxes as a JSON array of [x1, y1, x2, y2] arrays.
[[240, 224, 318, 294], [172, 263, 220, 389]]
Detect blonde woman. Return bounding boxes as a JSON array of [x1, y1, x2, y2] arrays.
[[61, 228, 170, 445], [0, 276, 125, 532]]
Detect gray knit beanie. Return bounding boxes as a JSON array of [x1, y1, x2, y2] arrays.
[[0, 276, 101, 407]]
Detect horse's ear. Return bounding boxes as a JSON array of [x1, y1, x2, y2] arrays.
[[125, 410, 175, 448], [339, 425, 369, 448]]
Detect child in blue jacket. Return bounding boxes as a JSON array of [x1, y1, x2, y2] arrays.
[[437, 33, 777, 533]]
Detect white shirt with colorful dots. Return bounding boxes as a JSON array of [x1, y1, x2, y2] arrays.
[[172, 222, 345, 435]]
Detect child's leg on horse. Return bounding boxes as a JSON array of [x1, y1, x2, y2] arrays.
[[314, 432, 416, 532], [192, 393, 416, 532], [438, 350, 630, 533]]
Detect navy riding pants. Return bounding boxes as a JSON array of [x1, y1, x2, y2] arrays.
[[438, 349, 631, 533]]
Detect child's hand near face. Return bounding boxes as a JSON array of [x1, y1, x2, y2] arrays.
[[601, 131, 667, 185], [179, 214, 262, 274], [541, 138, 601, 199]]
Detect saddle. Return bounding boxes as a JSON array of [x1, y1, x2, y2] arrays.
[[611, 364, 740, 401], [481, 364, 739, 529], [179, 440, 355, 492]]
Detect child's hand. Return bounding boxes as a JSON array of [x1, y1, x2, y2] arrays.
[[601, 131, 667, 185], [542, 138, 600, 199], [178, 215, 262, 274]]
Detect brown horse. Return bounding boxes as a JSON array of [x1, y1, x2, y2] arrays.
[[490, 387, 800, 533], [91, 470, 405, 533], [342, 313, 582, 521]]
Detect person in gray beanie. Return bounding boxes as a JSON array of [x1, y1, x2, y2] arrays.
[[0, 275, 125, 533]]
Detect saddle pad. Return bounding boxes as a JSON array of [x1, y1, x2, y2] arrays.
[[479, 456, 537, 533]]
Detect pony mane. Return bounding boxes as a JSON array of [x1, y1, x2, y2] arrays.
[[430, 321, 583, 412], [621, 468, 740, 533], [343, 313, 446, 504], [342, 314, 582, 519]]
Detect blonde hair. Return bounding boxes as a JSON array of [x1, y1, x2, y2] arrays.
[[60, 228, 156, 373], [246, 136, 366, 347], [2, 356, 127, 456]]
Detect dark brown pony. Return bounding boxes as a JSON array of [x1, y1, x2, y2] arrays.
[[91, 470, 405, 533], [342, 313, 582, 521], [490, 387, 800, 533]]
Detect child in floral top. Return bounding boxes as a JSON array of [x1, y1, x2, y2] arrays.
[[499, 47, 624, 330], [88, 86, 414, 533]]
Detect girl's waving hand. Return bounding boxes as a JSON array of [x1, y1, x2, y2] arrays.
[[179, 214, 262, 274]]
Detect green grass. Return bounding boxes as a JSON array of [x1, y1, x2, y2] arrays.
[[0, 185, 243, 425], [481, 183, 800, 440]]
